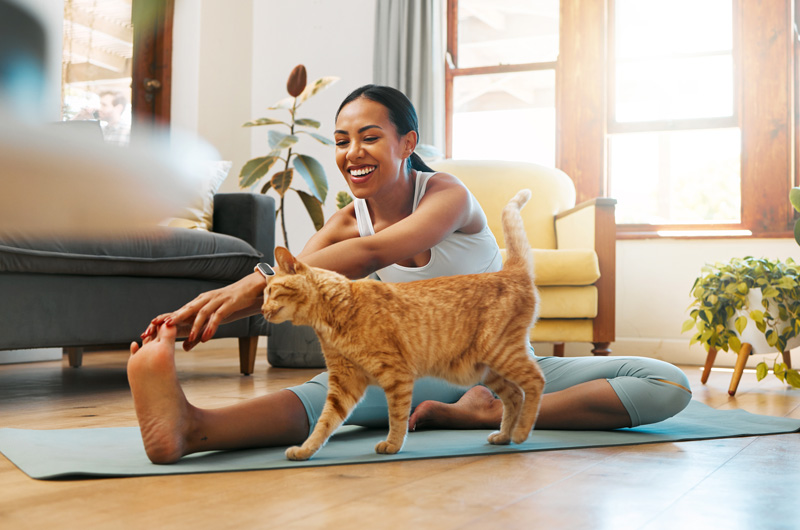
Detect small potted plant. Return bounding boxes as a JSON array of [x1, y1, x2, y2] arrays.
[[240, 64, 338, 252], [240, 65, 337, 368], [683, 256, 800, 390]]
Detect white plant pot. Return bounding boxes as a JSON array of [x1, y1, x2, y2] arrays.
[[728, 288, 800, 354]]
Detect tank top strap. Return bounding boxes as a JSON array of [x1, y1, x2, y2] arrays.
[[353, 198, 375, 237]]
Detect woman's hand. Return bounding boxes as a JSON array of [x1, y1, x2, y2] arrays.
[[141, 272, 267, 351]]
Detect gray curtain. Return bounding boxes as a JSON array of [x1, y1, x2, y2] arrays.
[[373, 0, 444, 153]]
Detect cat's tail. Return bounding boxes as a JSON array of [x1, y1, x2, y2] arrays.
[[501, 189, 534, 279]]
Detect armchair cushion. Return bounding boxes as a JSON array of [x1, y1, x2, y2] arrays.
[[500, 249, 600, 285]]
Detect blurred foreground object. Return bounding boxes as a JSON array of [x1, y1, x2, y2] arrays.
[[0, 0, 201, 237]]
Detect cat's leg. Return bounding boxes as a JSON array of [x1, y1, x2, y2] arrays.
[[375, 374, 414, 454], [490, 350, 546, 445], [481, 371, 523, 445], [285, 359, 369, 461]]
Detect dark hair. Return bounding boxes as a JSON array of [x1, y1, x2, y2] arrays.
[[336, 84, 434, 172]]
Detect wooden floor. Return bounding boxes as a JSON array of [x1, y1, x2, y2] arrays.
[[1, 345, 798, 530]]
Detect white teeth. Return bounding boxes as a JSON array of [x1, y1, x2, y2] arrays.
[[350, 166, 375, 177]]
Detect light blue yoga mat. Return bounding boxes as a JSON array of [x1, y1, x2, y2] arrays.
[[1, 401, 798, 480]]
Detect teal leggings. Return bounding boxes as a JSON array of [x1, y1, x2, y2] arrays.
[[287, 351, 692, 431]]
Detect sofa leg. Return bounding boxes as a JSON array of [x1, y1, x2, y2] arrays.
[[553, 343, 565, 357], [64, 347, 83, 368], [591, 342, 611, 356], [238, 337, 258, 375]]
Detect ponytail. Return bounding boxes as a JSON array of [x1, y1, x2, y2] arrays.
[[408, 152, 434, 172]]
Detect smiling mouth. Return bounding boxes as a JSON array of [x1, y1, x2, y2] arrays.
[[349, 166, 376, 177]]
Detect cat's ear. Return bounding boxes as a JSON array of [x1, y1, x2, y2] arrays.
[[274, 247, 297, 274]]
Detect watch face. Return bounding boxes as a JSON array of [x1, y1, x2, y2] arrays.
[[256, 263, 275, 277]]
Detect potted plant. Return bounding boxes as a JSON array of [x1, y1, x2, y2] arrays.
[[683, 256, 800, 389], [239, 64, 338, 252], [240, 65, 337, 369]]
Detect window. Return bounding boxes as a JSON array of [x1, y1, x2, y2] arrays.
[[61, 0, 173, 145], [445, 0, 559, 167], [446, 0, 796, 238], [608, 0, 741, 227]]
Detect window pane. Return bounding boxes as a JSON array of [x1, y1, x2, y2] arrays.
[[614, 0, 734, 122], [608, 128, 741, 224], [62, 0, 133, 146], [457, 0, 558, 68], [452, 70, 555, 166]]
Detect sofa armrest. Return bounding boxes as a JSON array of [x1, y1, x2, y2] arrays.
[[555, 198, 617, 344], [554, 198, 617, 250], [212, 193, 276, 265]]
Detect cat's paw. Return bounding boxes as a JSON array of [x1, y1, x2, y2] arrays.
[[375, 440, 402, 454], [487, 430, 511, 445], [511, 428, 532, 445], [285, 445, 315, 461]]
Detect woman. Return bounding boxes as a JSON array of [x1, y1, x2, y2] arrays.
[[130, 85, 692, 464]]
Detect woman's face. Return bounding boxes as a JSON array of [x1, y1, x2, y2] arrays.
[[334, 97, 416, 199]]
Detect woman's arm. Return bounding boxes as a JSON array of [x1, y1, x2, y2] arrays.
[[144, 172, 482, 349], [297, 173, 483, 278]]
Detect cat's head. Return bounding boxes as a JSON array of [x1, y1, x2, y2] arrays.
[[261, 246, 346, 326]]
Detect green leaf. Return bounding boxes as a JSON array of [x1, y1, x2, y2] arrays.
[[728, 335, 742, 353], [766, 329, 778, 347], [786, 369, 800, 389], [296, 76, 339, 105], [239, 155, 280, 188], [756, 361, 769, 381], [790, 187, 800, 213], [750, 309, 765, 324], [794, 218, 800, 247], [681, 319, 696, 334], [271, 168, 293, 197], [268, 130, 299, 150], [336, 191, 353, 209], [260, 179, 272, 195], [294, 118, 321, 128], [243, 117, 288, 127], [299, 131, 335, 146], [774, 361, 787, 382], [761, 286, 780, 298], [734, 316, 748, 334], [737, 282, 748, 294], [269, 96, 295, 110], [296, 190, 325, 231], [292, 155, 329, 202]]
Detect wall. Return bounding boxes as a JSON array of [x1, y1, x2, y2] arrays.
[[249, 0, 377, 251]]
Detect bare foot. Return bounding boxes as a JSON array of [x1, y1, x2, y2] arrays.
[[408, 386, 503, 431], [127, 323, 195, 464]]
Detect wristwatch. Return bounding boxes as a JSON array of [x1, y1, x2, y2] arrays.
[[254, 262, 275, 279]]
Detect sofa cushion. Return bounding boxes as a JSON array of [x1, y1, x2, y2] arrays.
[[0, 228, 262, 281]]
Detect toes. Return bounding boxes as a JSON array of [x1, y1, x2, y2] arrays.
[[375, 440, 402, 454], [130, 342, 140, 355], [285, 446, 314, 461], [488, 431, 511, 445]]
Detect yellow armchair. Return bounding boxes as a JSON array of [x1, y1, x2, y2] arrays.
[[430, 160, 617, 356]]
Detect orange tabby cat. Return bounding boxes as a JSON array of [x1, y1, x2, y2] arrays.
[[262, 189, 544, 461]]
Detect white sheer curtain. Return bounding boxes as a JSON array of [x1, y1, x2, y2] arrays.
[[373, 0, 444, 153]]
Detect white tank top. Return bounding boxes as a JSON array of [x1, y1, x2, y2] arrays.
[[353, 171, 502, 283]]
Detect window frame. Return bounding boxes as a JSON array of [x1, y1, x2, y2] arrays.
[[445, 0, 797, 239], [444, 0, 558, 159]]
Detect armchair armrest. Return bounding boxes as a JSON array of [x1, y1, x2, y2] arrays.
[[212, 193, 276, 264], [555, 198, 617, 345]]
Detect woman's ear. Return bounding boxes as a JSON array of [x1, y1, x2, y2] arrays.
[[402, 130, 418, 159]]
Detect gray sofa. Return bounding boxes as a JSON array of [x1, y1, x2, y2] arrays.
[[0, 193, 275, 375]]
